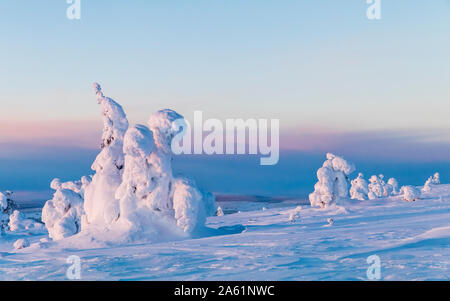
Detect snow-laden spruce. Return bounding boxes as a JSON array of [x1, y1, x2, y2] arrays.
[[110, 113, 216, 240], [350, 173, 369, 201], [400, 186, 421, 202], [309, 153, 355, 208], [42, 178, 85, 240], [83, 83, 129, 227], [0, 191, 18, 231], [423, 173, 440, 193], [367, 175, 399, 199], [9, 210, 44, 232]]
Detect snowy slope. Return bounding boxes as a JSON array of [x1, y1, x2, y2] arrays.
[[0, 185, 449, 280]]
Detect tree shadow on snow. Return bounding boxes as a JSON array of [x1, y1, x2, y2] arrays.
[[191, 224, 246, 239]]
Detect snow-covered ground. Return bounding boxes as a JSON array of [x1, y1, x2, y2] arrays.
[[0, 185, 449, 280]]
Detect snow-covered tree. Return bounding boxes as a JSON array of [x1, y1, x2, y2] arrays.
[[367, 174, 398, 199], [9, 210, 44, 232], [350, 173, 369, 201], [400, 186, 421, 202], [432, 173, 440, 184], [172, 177, 208, 233], [387, 178, 399, 195], [42, 179, 85, 240], [83, 83, 129, 227], [216, 206, 224, 216], [288, 206, 302, 222], [114, 124, 158, 232], [0, 191, 18, 230], [423, 173, 440, 193], [309, 153, 355, 208], [146, 109, 184, 213], [147, 109, 215, 233], [368, 175, 384, 199]]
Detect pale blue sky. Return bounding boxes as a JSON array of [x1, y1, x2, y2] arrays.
[[1, 0, 450, 133]]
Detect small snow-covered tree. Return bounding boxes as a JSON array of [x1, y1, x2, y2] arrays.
[[9, 210, 44, 232], [432, 173, 440, 184], [400, 186, 421, 202], [350, 173, 369, 201], [115, 124, 157, 229], [387, 178, 399, 195], [42, 179, 85, 240], [309, 153, 355, 208], [83, 83, 129, 227], [0, 191, 18, 230], [423, 173, 440, 193], [368, 175, 384, 199], [216, 206, 224, 216]]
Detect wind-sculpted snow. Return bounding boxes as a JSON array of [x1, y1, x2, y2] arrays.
[[309, 153, 355, 208]]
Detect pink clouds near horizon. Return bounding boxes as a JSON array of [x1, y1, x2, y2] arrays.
[[1, 119, 449, 162]]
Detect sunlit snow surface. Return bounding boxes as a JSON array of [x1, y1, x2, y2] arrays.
[[1, 185, 450, 280]]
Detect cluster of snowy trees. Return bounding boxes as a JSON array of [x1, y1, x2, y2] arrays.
[[309, 153, 442, 208], [41, 83, 216, 241], [0, 191, 44, 237]]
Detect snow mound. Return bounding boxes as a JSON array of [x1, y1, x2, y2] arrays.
[[172, 177, 208, 233], [309, 153, 355, 208]]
